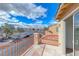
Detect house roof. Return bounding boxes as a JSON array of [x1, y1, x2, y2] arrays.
[[56, 3, 79, 21]]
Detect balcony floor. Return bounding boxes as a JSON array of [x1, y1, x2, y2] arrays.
[[23, 44, 64, 56]]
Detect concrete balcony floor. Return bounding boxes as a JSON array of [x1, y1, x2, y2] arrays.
[[74, 50, 79, 56], [23, 44, 65, 56]]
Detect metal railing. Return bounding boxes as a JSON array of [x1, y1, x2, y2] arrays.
[[0, 35, 34, 56]]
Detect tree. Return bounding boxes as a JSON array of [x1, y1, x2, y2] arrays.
[[1, 23, 14, 39], [17, 28, 25, 33], [76, 27, 79, 31]]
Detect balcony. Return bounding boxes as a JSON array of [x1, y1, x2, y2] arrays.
[[0, 35, 34, 56], [0, 33, 61, 56]]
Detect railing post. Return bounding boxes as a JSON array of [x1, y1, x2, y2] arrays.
[[10, 46, 12, 56], [15, 43, 17, 56], [6, 47, 8, 56], [34, 33, 41, 45], [1, 48, 4, 56]]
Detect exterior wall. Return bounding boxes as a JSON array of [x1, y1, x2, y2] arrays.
[[45, 31, 52, 35], [45, 21, 66, 55], [45, 24, 59, 35], [41, 24, 60, 46], [56, 4, 79, 55], [58, 21, 66, 55], [57, 16, 73, 55], [65, 16, 73, 49]]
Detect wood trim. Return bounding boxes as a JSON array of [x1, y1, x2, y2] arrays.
[[60, 4, 71, 10], [56, 4, 79, 20]]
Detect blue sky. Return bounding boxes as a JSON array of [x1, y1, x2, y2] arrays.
[[74, 12, 79, 26], [34, 3, 59, 25], [0, 3, 59, 27]]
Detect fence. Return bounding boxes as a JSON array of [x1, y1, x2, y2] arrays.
[[0, 35, 34, 56]]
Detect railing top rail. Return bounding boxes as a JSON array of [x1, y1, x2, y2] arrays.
[[0, 41, 14, 48], [0, 35, 34, 48]]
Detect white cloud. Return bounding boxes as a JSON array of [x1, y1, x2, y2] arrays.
[[9, 10, 25, 16], [12, 18, 19, 22], [0, 10, 20, 23], [8, 17, 19, 23], [52, 21, 57, 24], [0, 10, 10, 19], [35, 20, 43, 24], [0, 4, 47, 27], [0, 21, 6, 27], [48, 19, 58, 25], [26, 5, 47, 20], [8, 3, 47, 20], [26, 23, 48, 28], [0, 4, 13, 12], [0, 22, 6, 24]]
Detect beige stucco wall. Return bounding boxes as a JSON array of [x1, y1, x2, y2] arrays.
[[45, 21, 66, 55], [58, 21, 66, 55], [45, 24, 59, 35], [57, 14, 74, 56]]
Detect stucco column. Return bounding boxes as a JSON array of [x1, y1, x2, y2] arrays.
[[58, 20, 66, 55], [34, 33, 41, 45]]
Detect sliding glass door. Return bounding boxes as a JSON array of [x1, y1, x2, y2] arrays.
[[74, 11, 79, 56]]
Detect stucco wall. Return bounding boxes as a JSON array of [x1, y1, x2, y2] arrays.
[[58, 21, 66, 55], [45, 24, 59, 35]]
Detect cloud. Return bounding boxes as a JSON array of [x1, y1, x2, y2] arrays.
[[0, 3, 47, 28], [12, 18, 19, 22], [0, 22, 6, 26], [0, 11, 19, 23], [8, 17, 19, 23], [26, 5, 47, 20], [9, 10, 25, 16], [48, 19, 58, 25], [24, 23, 48, 28], [51, 21, 57, 24], [8, 3, 47, 20], [0, 10, 10, 19], [35, 20, 43, 24], [0, 4, 13, 12]]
